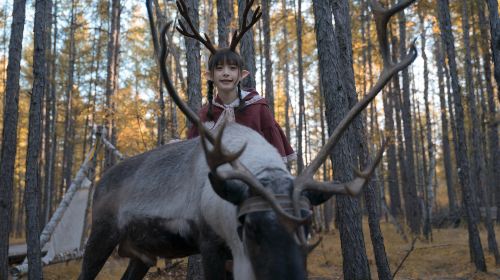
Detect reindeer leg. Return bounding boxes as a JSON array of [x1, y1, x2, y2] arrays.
[[199, 239, 232, 280], [78, 218, 120, 280], [120, 258, 151, 280]]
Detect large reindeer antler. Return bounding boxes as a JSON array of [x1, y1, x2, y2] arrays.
[[175, 0, 218, 54], [229, 0, 262, 51], [291, 0, 417, 245]]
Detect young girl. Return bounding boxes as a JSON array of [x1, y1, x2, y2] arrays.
[[188, 49, 296, 163]]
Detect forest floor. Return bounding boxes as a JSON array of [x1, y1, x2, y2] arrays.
[[16, 220, 500, 279]]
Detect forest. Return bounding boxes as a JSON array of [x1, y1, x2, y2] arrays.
[[1, 0, 500, 279]]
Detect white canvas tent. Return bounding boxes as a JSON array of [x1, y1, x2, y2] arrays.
[[11, 127, 125, 277]]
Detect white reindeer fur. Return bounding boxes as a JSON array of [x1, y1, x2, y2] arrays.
[[96, 123, 289, 280]]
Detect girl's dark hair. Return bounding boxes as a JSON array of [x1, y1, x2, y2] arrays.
[[208, 48, 245, 71], [206, 49, 246, 119], [207, 80, 214, 120]]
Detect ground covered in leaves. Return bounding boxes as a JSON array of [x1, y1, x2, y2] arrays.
[[31, 221, 500, 279]]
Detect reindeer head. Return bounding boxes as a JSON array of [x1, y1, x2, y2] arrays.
[[148, 0, 417, 278]]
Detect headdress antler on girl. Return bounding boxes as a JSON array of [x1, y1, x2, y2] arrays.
[[175, 0, 262, 53]]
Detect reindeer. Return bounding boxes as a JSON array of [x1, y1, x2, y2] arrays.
[[78, 0, 417, 279]]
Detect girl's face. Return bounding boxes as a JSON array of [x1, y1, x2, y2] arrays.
[[210, 62, 249, 95]]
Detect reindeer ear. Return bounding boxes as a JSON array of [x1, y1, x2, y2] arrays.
[[303, 190, 333, 206], [208, 172, 248, 205]]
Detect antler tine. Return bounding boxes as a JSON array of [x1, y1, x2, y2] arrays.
[[200, 121, 247, 171], [355, 138, 388, 178], [295, 1, 417, 184], [298, 139, 389, 197], [371, 0, 416, 66], [229, 0, 262, 51], [306, 236, 323, 254], [175, 0, 217, 54]]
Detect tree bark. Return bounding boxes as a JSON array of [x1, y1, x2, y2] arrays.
[[333, 1, 393, 278], [185, 0, 201, 117], [434, 32, 457, 216], [104, 0, 121, 169], [262, 0, 274, 115], [24, 0, 48, 277], [47, 0, 58, 217], [280, 0, 291, 143], [238, 0, 257, 88], [461, 0, 485, 218], [383, 35, 401, 219], [42, 0, 55, 226], [217, 0, 232, 47], [419, 10, 434, 241], [59, 0, 77, 203], [313, 1, 371, 278], [398, 1, 420, 234], [0, 0, 28, 278], [437, 0, 487, 271], [391, 34, 408, 223], [487, 0, 500, 101], [479, 0, 500, 225], [295, 0, 305, 173], [466, 0, 500, 263], [184, 0, 203, 278], [155, 1, 167, 145]]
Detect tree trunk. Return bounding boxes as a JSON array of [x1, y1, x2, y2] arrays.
[[59, 0, 76, 202], [383, 35, 401, 218], [217, 0, 231, 47], [479, 0, 500, 225], [47, 0, 58, 217], [155, 3, 167, 143], [104, 0, 121, 169], [185, 0, 201, 116], [333, 1, 393, 277], [312, 1, 371, 278], [280, 0, 291, 143], [461, 0, 483, 218], [0, 0, 28, 277], [487, 0, 500, 101], [88, 11, 104, 155], [418, 10, 434, 241], [434, 32, 457, 216], [262, 0, 274, 115], [390, 34, 409, 225], [42, 0, 55, 226], [295, 0, 305, 173], [24, 0, 48, 276], [184, 0, 203, 278], [398, 2, 420, 235], [238, 0, 257, 89], [437, 0, 487, 271], [463, 0, 500, 263]]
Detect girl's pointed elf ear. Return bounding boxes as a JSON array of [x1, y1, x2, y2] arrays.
[[241, 70, 250, 80]]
